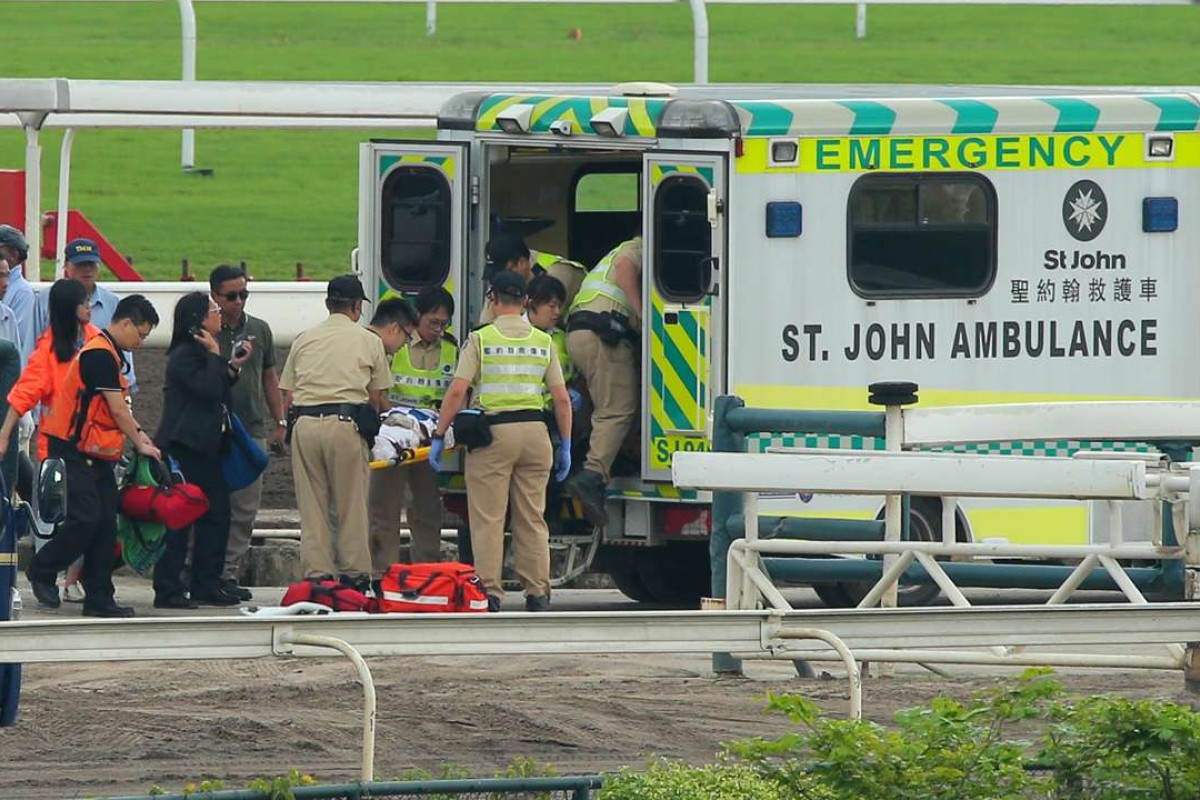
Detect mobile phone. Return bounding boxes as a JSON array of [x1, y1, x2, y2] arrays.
[[188, 326, 202, 338], [233, 334, 255, 359]]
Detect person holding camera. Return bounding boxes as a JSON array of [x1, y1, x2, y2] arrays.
[[280, 275, 392, 587], [562, 237, 642, 527], [153, 292, 253, 609], [209, 264, 285, 600]]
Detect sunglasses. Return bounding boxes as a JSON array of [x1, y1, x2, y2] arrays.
[[222, 290, 250, 302]]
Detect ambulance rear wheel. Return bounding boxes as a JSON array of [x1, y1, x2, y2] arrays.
[[634, 542, 711, 606], [828, 497, 950, 608], [610, 563, 655, 603]]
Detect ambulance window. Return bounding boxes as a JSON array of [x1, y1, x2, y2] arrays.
[[654, 175, 711, 303], [575, 172, 639, 212], [380, 166, 451, 290], [848, 173, 996, 298]]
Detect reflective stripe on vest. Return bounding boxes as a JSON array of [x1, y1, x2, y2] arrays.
[[568, 238, 639, 316], [40, 332, 129, 460], [534, 251, 586, 274], [477, 323, 551, 413], [389, 337, 457, 408]]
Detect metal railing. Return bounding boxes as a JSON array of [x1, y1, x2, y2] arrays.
[[109, 775, 604, 800]]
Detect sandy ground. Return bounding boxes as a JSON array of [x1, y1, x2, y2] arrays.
[[2, 580, 1197, 799]]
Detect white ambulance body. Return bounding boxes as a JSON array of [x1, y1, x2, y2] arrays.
[[357, 84, 1200, 604]]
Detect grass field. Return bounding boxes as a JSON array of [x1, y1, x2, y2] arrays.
[[0, 1, 1197, 280]]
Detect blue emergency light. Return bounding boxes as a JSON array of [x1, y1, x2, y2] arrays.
[[1142, 197, 1178, 233], [766, 201, 802, 238]]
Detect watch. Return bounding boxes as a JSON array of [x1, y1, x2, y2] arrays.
[[276, 419, 287, 428]]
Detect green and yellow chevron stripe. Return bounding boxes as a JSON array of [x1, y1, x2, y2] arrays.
[[475, 94, 663, 136], [379, 153, 455, 178]]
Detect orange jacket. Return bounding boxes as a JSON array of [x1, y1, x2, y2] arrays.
[[41, 330, 129, 461], [7, 324, 101, 460]]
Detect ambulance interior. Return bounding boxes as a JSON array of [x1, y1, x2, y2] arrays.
[[485, 146, 714, 301]]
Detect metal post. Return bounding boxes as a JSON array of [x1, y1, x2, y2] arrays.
[[18, 114, 46, 281], [710, 394, 745, 675], [178, 0, 197, 171], [426, 0, 436, 36], [55, 129, 76, 275], [687, 0, 709, 84], [856, 2, 867, 39], [882, 403, 903, 612]]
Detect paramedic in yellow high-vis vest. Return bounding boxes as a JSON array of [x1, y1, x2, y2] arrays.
[[478, 233, 587, 325], [431, 271, 572, 612], [368, 287, 457, 572], [562, 237, 642, 527]]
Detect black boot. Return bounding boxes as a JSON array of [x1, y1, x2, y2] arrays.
[[25, 568, 60, 609], [564, 469, 607, 527]]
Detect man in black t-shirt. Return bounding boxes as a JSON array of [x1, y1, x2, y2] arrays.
[[27, 296, 161, 617]]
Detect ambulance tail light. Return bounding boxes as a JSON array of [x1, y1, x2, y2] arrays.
[[496, 104, 534, 134], [1145, 133, 1174, 161], [656, 504, 711, 537]]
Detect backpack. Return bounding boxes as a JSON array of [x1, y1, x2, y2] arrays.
[[281, 578, 377, 613], [378, 562, 489, 613]]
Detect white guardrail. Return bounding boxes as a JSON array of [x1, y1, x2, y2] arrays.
[[672, 401, 1200, 675], [5, 604, 1200, 779]]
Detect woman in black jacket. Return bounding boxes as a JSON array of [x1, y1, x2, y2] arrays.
[[153, 292, 253, 608]]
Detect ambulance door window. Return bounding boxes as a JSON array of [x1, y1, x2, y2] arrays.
[[654, 175, 711, 303], [570, 164, 641, 269], [848, 173, 996, 298], [381, 166, 451, 290]]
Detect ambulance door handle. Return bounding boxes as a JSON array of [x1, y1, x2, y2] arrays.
[[664, 311, 679, 325]]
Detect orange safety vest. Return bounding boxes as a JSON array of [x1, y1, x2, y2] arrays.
[[41, 332, 130, 461]]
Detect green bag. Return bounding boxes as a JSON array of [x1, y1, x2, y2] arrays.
[[115, 454, 169, 577]]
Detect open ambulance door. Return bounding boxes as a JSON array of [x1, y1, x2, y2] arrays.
[[641, 153, 727, 481], [358, 141, 471, 337]]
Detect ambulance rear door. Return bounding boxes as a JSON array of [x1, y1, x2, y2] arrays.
[[641, 153, 728, 481], [358, 141, 471, 336]]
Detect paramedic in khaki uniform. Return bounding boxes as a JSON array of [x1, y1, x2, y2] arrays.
[[478, 233, 587, 325], [431, 271, 572, 612], [562, 237, 642, 526], [280, 275, 393, 586], [367, 290, 445, 570]]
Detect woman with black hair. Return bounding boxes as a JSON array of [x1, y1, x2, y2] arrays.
[[153, 291, 253, 608]]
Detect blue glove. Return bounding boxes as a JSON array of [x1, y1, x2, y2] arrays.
[[568, 387, 584, 412], [429, 437, 445, 472], [554, 438, 572, 482]]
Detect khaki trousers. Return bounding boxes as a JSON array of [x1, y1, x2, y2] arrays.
[[291, 416, 372, 579], [224, 436, 266, 580], [464, 421, 552, 598], [566, 329, 638, 480], [368, 461, 444, 573]]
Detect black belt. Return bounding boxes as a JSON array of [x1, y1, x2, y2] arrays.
[[292, 403, 360, 421], [486, 410, 546, 426]]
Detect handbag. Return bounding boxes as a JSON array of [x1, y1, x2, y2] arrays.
[[119, 455, 210, 530], [222, 411, 269, 492]]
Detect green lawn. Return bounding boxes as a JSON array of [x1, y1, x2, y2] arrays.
[[0, 1, 1197, 279]]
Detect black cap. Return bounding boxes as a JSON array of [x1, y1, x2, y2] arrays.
[[485, 233, 530, 269], [489, 270, 526, 300], [0, 225, 28, 261], [327, 274, 369, 302]]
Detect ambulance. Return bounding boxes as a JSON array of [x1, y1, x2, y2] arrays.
[[356, 83, 1200, 605]]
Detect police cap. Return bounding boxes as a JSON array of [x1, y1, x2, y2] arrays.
[[327, 274, 370, 302], [485, 233, 529, 269], [489, 270, 526, 300]]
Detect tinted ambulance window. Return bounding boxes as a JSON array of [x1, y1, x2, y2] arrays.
[[848, 174, 995, 298], [380, 166, 451, 290], [654, 175, 711, 303]]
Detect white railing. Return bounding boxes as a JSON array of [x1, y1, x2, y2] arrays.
[[672, 401, 1200, 674]]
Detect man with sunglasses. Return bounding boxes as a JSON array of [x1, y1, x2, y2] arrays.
[[209, 263, 285, 600]]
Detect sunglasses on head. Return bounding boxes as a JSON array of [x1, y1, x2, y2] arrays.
[[222, 290, 250, 302]]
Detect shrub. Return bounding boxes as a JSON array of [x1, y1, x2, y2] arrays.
[[598, 761, 794, 800]]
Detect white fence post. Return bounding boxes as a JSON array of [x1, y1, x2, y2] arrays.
[[178, 0, 197, 171], [856, 1, 867, 38], [426, 0, 436, 36], [19, 114, 44, 281], [687, 0, 709, 84], [55, 128, 75, 274]]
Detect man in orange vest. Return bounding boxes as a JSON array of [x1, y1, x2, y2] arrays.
[[26, 295, 162, 617]]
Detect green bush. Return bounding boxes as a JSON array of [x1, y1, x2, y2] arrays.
[[598, 761, 795, 800]]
